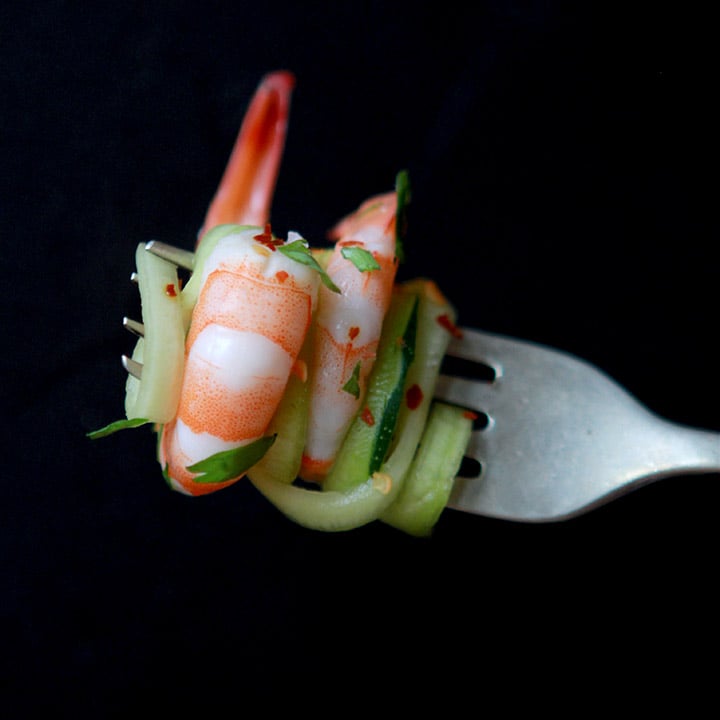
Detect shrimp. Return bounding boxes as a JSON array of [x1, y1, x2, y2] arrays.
[[199, 70, 295, 240], [299, 191, 400, 483], [156, 71, 315, 496], [160, 228, 319, 495]]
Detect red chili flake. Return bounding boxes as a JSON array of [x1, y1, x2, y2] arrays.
[[361, 407, 375, 426], [437, 314, 463, 338], [275, 270, 289, 283], [291, 358, 308, 382], [254, 223, 282, 251], [165, 283, 177, 297], [463, 410, 479, 420], [405, 383, 424, 410], [348, 326, 360, 341]]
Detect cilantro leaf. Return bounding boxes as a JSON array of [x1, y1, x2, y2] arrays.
[[87, 417, 151, 439], [342, 361, 362, 398], [187, 435, 277, 484], [341, 246, 380, 272], [394, 169, 411, 263], [278, 239, 341, 293]]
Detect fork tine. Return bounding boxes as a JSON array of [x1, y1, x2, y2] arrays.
[[122, 354, 143, 380], [123, 316, 145, 337], [144, 240, 195, 270], [434, 374, 496, 415]]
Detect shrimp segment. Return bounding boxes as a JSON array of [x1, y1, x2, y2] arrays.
[[199, 70, 295, 240], [158, 72, 301, 496], [160, 228, 319, 495], [300, 191, 399, 482]]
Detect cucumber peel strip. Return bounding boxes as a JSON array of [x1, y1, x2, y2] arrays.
[[251, 278, 459, 532], [381, 402, 473, 537]]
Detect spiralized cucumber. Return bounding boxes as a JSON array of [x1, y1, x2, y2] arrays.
[[322, 288, 419, 492], [380, 279, 457, 465], [251, 278, 460, 532], [95, 216, 470, 535], [381, 402, 473, 537], [249, 476, 392, 532], [124, 243, 185, 423]]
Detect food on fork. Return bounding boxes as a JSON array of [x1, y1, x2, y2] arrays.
[[159, 225, 320, 496], [88, 71, 473, 536], [300, 190, 400, 483]]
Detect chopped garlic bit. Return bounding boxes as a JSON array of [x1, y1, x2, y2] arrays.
[[253, 244, 272, 257], [371, 471, 393, 495]]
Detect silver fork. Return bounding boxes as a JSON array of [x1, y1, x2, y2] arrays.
[[434, 327, 720, 522]]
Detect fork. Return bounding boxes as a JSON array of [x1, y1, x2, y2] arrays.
[[434, 327, 720, 522]]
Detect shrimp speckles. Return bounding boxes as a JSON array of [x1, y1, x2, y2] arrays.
[[160, 228, 319, 495], [179, 327, 292, 439]]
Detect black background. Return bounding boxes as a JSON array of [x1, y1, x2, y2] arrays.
[[3, 1, 718, 713]]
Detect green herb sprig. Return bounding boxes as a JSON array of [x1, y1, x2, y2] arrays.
[[187, 435, 277, 484], [342, 361, 362, 398], [341, 246, 380, 272], [87, 417, 151, 439], [279, 239, 341, 293]]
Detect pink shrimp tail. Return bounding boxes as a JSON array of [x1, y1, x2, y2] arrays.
[[327, 191, 397, 242], [199, 70, 295, 243]]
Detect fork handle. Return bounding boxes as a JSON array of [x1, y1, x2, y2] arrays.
[[651, 420, 720, 477]]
